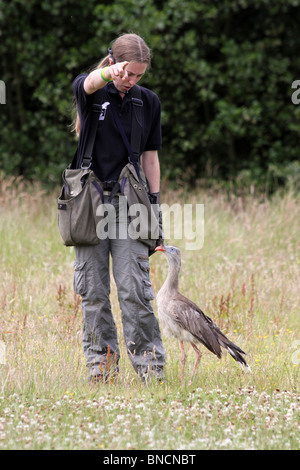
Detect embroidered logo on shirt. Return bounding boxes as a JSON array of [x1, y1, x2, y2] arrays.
[[99, 102, 110, 121]]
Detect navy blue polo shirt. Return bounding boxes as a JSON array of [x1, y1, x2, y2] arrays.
[[72, 73, 162, 182]]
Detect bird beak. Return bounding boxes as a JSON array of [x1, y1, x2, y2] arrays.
[[155, 245, 166, 252]]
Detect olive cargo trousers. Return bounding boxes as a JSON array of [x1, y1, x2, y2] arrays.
[[73, 194, 166, 379]]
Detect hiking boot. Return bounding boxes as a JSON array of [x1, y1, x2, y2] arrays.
[[88, 366, 119, 384], [137, 366, 165, 384]]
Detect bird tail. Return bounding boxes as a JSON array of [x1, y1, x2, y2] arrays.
[[216, 329, 251, 370], [224, 343, 251, 370]]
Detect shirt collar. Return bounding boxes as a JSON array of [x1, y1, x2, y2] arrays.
[[106, 82, 133, 102]]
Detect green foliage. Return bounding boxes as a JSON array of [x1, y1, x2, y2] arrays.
[[1, 0, 300, 189]]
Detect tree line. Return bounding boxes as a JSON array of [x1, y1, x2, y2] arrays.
[[1, 0, 300, 192]]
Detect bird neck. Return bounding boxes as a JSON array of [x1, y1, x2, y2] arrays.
[[163, 261, 180, 294]]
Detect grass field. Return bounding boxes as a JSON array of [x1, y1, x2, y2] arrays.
[[0, 176, 299, 450]]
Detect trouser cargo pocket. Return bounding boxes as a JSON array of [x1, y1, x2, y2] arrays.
[[142, 279, 155, 301], [73, 261, 87, 296], [137, 257, 155, 301]]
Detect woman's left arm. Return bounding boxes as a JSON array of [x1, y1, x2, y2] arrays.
[[141, 150, 160, 193]]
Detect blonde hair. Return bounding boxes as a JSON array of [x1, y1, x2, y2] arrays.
[[72, 33, 151, 136]]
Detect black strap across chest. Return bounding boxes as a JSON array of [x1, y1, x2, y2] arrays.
[[77, 85, 143, 171]]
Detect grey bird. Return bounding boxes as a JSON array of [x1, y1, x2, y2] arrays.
[[155, 245, 250, 384]]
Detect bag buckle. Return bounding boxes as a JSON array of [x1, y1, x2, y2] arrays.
[[81, 159, 92, 169]]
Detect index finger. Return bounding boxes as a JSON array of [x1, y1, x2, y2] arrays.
[[122, 61, 129, 69]]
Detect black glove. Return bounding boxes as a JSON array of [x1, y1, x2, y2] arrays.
[[148, 192, 164, 255]]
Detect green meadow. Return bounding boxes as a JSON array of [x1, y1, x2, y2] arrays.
[[0, 177, 299, 450]]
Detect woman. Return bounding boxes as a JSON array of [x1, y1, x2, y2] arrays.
[[72, 33, 166, 383]]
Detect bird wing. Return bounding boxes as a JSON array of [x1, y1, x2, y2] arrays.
[[171, 292, 248, 366], [169, 293, 222, 358]]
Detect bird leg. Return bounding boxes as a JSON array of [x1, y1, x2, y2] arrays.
[[179, 341, 186, 385], [189, 343, 202, 385]]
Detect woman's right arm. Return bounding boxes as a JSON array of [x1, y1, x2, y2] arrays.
[[84, 61, 129, 95]]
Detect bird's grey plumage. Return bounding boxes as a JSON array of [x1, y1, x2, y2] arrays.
[[155, 244, 250, 383]]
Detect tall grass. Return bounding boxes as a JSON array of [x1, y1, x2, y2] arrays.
[[0, 176, 299, 450]]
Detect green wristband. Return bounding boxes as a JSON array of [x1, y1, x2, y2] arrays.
[[101, 67, 113, 82]]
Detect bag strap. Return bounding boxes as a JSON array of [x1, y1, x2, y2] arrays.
[[69, 103, 102, 170], [79, 103, 102, 169], [130, 86, 143, 161], [108, 86, 147, 189]]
